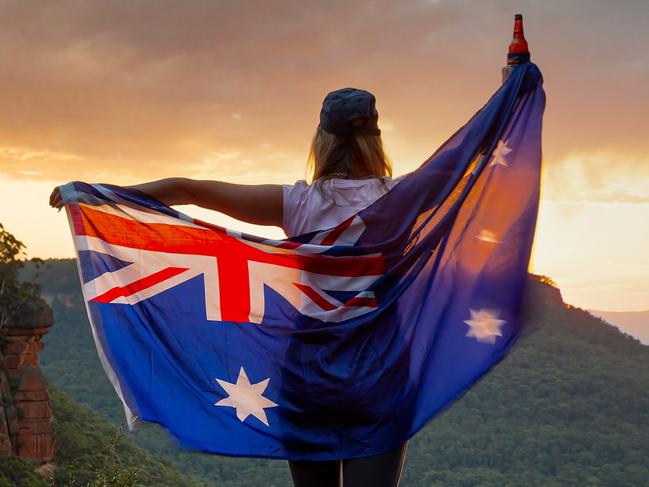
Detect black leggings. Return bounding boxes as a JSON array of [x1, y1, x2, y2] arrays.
[[288, 441, 408, 487]]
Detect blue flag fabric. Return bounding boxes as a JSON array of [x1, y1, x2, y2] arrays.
[[60, 62, 545, 460]]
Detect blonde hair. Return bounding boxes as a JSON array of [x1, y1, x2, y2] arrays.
[[306, 126, 392, 183]]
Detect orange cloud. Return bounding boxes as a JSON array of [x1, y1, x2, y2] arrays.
[[0, 0, 646, 185]]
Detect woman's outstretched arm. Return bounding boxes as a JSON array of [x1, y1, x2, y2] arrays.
[[126, 178, 283, 226], [49, 177, 284, 227]]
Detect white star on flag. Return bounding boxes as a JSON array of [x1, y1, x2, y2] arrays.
[[214, 367, 278, 426], [463, 308, 506, 344], [475, 229, 501, 244], [488, 139, 512, 167]]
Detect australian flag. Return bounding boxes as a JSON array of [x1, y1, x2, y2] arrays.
[[60, 62, 545, 460]]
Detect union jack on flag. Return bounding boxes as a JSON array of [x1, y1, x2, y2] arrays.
[[61, 61, 545, 460], [71, 198, 381, 324]]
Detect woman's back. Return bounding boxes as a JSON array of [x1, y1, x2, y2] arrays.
[[282, 176, 409, 487], [282, 176, 397, 238]]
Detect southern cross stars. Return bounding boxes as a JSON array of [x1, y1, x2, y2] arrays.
[[488, 139, 512, 167], [214, 367, 278, 426], [475, 229, 501, 244], [463, 308, 506, 344]]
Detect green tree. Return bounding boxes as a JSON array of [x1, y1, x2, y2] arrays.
[[0, 222, 42, 330]]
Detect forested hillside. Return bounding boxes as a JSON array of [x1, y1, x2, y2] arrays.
[[23, 259, 649, 487], [0, 380, 209, 486]]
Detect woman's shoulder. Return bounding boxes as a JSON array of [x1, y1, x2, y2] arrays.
[[281, 179, 310, 204], [281, 175, 406, 237], [283, 175, 402, 189], [282, 175, 404, 202]]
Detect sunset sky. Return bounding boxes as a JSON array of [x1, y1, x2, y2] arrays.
[[0, 0, 647, 312]]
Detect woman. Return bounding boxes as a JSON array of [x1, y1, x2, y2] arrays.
[[49, 87, 408, 487]]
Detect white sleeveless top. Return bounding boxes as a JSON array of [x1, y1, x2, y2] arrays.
[[281, 176, 400, 238]]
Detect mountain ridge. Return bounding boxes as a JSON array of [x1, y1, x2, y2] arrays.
[[588, 309, 649, 345]]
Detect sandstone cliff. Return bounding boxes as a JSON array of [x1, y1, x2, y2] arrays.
[[0, 297, 55, 474]]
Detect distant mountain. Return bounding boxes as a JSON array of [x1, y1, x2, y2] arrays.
[[589, 310, 649, 345], [21, 259, 649, 486]]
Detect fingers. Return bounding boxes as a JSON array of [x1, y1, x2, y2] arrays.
[[49, 187, 64, 210]]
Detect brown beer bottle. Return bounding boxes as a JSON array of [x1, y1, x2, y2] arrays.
[[502, 14, 531, 84]]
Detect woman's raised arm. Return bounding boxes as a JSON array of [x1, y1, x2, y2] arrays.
[[127, 178, 283, 227]]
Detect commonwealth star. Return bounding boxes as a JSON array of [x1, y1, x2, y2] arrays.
[[215, 367, 278, 426]]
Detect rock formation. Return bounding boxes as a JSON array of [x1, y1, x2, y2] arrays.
[[0, 297, 55, 471]]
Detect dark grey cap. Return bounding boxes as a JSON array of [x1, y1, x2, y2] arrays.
[[319, 87, 381, 136]]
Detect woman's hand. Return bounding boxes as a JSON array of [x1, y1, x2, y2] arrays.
[[49, 186, 63, 210]]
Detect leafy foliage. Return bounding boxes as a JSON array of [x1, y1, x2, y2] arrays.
[[0, 383, 210, 487], [23, 259, 649, 486], [49, 385, 206, 487], [0, 454, 49, 487], [0, 223, 42, 330]]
